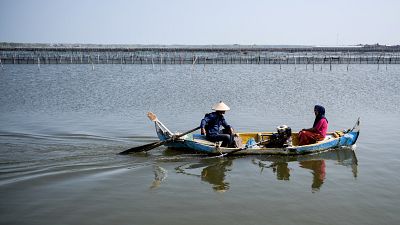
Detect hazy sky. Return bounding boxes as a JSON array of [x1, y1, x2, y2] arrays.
[[0, 0, 399, 45]]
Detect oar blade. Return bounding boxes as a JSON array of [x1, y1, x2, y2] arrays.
[[119, 126, 201, 155], [119, 141, 162, 155], [147, 112, 157, 122]]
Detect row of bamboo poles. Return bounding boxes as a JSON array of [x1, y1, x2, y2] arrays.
[[1, 54, 399, 65]]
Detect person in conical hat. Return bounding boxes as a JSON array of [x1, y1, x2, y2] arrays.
[[200, 101, 235, 147]]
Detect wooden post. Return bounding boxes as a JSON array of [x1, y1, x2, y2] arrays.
[[306, 57, 308, 70], [192, 56, 197, 65], [347, 53, 350, 71], [377, 55, 380, 71], [312, 56, 315, 71], [385, 53, 388, 70], [321, 59, 323, 71]]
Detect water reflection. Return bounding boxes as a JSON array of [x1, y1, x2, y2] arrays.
[[172, 148, 358, 192], [299, 160, 326, 191], [175, 158, 232, 192], [253, 148, 358, 192], [150, 165, 168, 189]]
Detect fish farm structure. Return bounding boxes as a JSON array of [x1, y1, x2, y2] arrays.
[[1, 44, 400, 65]]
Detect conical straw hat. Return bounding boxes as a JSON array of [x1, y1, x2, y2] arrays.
[[212, 101, 230, 111]]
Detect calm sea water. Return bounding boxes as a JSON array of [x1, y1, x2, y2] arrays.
[[1, 64, 399, 225]]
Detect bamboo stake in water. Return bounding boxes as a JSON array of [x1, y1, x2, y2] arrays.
[[306, 57, 308, 70], [312, 56, 315, 71], [385, 53, 388, 71], [377, 54, 380, 71], [192, 56, 197, 65], [92, 58, 94, 70], [192, 56, 198, 71]]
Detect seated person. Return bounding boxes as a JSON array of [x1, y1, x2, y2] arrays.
[[298, 105, 329, 146], [200, 101, 235, 147]]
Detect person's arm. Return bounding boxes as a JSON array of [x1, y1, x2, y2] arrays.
[[302, 127, 317, 132], [200, 114, 210, 135], [221, 117, 234, 134]]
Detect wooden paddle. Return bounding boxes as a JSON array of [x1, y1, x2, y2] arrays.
[[119, 113, 200, 155]]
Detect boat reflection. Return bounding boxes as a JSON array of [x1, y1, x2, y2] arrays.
[[252, 148, 358, 192], [172, 148, 358, 192]]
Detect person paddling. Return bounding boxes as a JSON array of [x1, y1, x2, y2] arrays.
[[200, 101, 235, 147], [298, 105, 329, 146]]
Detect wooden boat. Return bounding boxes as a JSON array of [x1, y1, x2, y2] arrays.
[[153, 116, 360, 155]]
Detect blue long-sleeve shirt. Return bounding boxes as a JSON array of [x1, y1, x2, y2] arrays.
[[200, 112, 231, 136]]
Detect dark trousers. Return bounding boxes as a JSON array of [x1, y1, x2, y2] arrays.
[[207, 133, 234, 147]]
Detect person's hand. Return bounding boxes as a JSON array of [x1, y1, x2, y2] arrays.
[[201, 128, 206, 135], [230, 127, 235, 134]]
